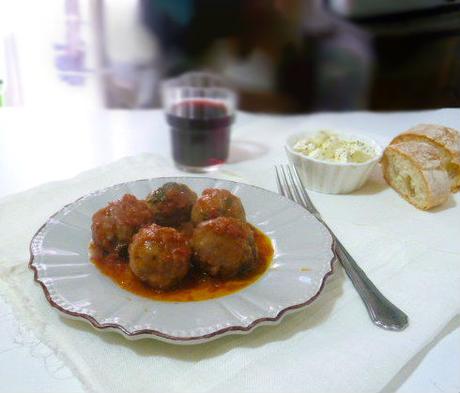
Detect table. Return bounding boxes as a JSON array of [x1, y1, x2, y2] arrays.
[[0, 108, 459, 393]]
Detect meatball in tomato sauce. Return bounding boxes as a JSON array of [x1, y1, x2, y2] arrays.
[[129, 224, 191, 289], [146, 182, 197, 227], [191, 188, 246, 225], [192, 217, 257, 279], [91, 194, 154, 257]]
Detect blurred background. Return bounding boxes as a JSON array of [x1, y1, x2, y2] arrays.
[[1, 0, 460, 113]]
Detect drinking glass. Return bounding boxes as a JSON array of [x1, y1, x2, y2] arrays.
[[161, 72, 237, 172]]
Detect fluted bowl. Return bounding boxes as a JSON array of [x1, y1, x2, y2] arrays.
[[286, 131, 383, 194]]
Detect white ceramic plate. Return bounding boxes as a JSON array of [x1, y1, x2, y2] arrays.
[[30, 177, 335, 344]]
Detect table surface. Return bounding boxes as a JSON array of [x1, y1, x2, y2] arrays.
[[0, 108, 459, 393]]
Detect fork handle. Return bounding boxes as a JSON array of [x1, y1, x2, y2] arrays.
[[334, 238, 409, 331]]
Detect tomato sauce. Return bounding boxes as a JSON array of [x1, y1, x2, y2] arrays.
[[90, 226, 273, 302]]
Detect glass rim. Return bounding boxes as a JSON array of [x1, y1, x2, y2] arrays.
[[160, 71, 237, 109], [162, 70, 228, 84], [161, 85, 236, 96]]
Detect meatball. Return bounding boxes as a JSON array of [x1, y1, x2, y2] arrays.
[[91, 194, 154, 256], [192, 217, 257, 278], [129, 224, 191, 289], [191, 188, 246, 225], [176, 221, 194, 240], [146, 182, 197, 227]]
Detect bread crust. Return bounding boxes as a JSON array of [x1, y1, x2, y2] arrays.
[[390, 124, 460, 191], [382, 142, 450, 210]]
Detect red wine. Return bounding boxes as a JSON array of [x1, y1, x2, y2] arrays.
[[167, 99, 233, 169]]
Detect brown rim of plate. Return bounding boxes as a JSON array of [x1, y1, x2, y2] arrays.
[[28, 177, 337, 342]]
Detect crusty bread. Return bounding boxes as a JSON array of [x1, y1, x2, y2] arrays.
[[390, 124, 460, 192], [382, 141, 451, 210]]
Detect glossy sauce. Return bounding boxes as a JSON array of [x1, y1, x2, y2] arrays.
[[90, 226, 273, 302]]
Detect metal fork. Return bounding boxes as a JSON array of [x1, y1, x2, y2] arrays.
[[275, 164, 409, 331]]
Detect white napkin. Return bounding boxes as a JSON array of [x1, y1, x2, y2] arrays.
[[1, 150, 459, 393]]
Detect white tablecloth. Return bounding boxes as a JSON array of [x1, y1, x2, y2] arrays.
[[0, 109, 459, 393]]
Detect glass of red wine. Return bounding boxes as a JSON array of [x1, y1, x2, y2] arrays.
[[162, 72, 237, 172]]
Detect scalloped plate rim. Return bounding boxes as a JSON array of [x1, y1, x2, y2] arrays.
[[29, 177, 336, 344]]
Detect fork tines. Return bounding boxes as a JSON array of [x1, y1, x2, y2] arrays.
[[274, 164, 316, 213]]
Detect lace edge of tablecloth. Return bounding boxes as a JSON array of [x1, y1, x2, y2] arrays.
[[0, 264, 99, 393]]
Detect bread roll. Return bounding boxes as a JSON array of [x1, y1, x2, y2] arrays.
[[391, 124, 460, 192], [381, 141, 451, 210]]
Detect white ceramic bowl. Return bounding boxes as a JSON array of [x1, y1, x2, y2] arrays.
[[285, 131, 383, 194]]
